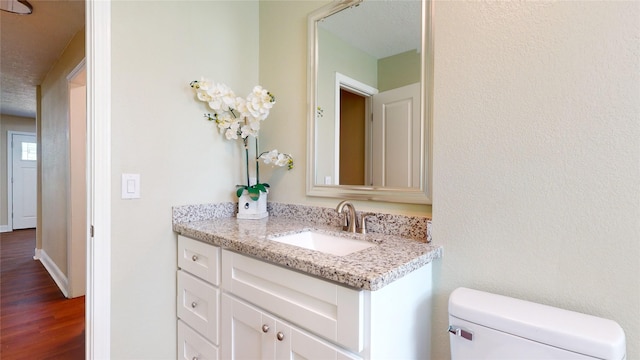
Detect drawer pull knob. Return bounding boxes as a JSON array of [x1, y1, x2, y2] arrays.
[[276, 332, 285, 341], [191, 255, 198, 262], [261, 324, 269, 333], [192, 356, 199, 360], [191, 301, 197, 308]]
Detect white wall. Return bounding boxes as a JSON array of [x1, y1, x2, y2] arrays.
[[431, 1, 640, 359], [110, 1, 259, 357]]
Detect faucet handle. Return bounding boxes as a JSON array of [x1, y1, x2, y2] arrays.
[[357, 212, 376, 234], [336, 200, 357, 232]]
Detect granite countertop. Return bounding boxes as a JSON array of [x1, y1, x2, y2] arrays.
[[173, 211, 442, 291]]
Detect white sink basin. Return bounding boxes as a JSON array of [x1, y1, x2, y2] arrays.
[[268, 230, 375, 256]]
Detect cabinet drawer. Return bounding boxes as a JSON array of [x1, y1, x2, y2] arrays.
[[178, 235, 220, 285], [221, 250, 364, 352], [178, 320, 218, 360], [177, 270, 219, 344]]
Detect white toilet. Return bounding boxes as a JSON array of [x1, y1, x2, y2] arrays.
[[448, 287, 626, 360]]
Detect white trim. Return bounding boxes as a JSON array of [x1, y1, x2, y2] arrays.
[[67, 58, 87, 82], [6, 131, 37, 232], [86, 1, 111, 358], [0, 225, 11, 233], [35, 248, 70, 298]]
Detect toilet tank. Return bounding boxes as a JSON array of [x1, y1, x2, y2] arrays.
[[448, 287, 626, 360]]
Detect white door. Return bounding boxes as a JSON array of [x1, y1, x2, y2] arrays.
[[10, 132, 37, 229], [371, 83, 420, 188]]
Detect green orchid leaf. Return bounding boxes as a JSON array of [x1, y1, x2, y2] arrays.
[[254, 184, 267, 193], [248, 187, 261, 201], [236, 187, 245, 198]]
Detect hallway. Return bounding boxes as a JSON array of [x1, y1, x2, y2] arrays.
[[0, 229, 84, 359]]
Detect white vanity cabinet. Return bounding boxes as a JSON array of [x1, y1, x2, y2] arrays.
[[221, 249, 433, 359], [176, 235, 221, 360]]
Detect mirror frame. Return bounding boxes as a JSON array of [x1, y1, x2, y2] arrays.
[[306, 0, 434, 204]]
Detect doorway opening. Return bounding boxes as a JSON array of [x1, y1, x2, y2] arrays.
[[334, 73, 377, 186]]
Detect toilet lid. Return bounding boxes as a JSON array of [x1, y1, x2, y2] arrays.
[[448, 287, 626, 360]]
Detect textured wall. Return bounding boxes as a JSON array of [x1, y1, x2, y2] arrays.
[[431, 1, 640, 358], [39, 29, 85, 278]]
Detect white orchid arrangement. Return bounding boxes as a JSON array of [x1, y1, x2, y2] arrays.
[[190, 78, 294, 200]]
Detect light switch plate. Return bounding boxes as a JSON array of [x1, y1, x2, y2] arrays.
[[121, 173, 140, 199]]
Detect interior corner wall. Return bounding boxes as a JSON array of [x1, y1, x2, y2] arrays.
[[377, 50, 420, 92], [0, 114, 36, 230], [431, 2, 640, 359], [39, 28, 85, 278]]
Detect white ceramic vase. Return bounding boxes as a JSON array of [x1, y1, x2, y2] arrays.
[[237, 190, 268, 219]]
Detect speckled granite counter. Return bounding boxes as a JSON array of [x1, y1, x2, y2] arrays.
[[172, 202, 442, 291]]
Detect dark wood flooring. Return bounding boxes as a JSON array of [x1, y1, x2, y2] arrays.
[[0, 229, 85, 359]]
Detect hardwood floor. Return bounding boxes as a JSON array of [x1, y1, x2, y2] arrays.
[[1, 229, 85, 359]]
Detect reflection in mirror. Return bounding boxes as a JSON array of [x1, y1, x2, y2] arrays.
[[307, 0, 433, 204]]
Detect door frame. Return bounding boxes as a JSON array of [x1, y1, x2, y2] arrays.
[[86, 0, 111, 358], [5, 131, 37, 232], [333, 73, 377, 185]]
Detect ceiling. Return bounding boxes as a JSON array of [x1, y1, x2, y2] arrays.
[[1, 0, 85, 119], [319, 0, 421, 60]]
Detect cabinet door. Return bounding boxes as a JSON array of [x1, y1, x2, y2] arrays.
[[281, 326, 361, 360], [223, 294, 361, 360], [178, 320, 218, 360], [221, 294, 275, 360]]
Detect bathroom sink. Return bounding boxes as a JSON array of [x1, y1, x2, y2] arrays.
[[267, 230, 375, 256]]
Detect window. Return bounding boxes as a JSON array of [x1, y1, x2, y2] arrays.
[[21, 142, 37, 161]]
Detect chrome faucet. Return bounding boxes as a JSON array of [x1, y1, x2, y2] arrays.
[[336, 200, 357, 233]]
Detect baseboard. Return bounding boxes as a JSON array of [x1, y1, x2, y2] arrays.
[[0, 225, 11, 233], [36, 248, 69, 298]]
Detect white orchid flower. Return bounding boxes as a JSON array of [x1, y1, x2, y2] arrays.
[[197, 78, 212, 90], [274, 153, 289, 167], [215, 113, 233, 132], [248, 118, 261, 130], [225, 122, 240, 140], [260, 149, 279, 164], [235, 97, 248, 116], [245, 86, 275, 120], [191, 79, 294, 193], [241, 124, 259, 138], [259, 150, 293, 170]]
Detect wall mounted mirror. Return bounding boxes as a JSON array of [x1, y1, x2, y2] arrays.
[[306, 0, 433, 204]]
